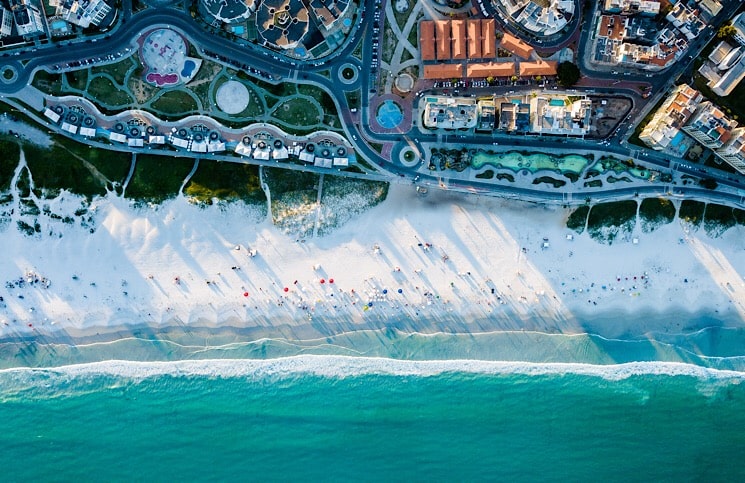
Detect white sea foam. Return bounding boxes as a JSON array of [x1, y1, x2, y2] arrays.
[[2, 356, 744, 382]]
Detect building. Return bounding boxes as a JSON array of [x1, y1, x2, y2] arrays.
[[665, 1, 704, 41], [451, 20, 466, 60], [697, 41, 745, 96], [499, 33, 534, 60], [602, 0, 660, 16], [256, 0, 310, 50], [495, 0, 574, 36], [422, 63, 464, 79], [0, 6, 13, 36], [715, 128, 745, 174], [420, 19, 497, 61], [732, 12, 745, 47], [419, 20, 435, 61], [467, 19, 481, 60], [466, 62, 516, 78], [518, 60, 557, 76], [499, 102, 516, 131], [307, 0, 352, 31], [639, 84, 702, 153], [11, 0, 45, 38], [422, 96, 478, 129], [435, 20, 450, 59], [49, 0, 112, 28], [697, 0, 722, 22], [482, 19, 496, 57], [477, 99, 495, 131], [681, 101, 737, 148], [531, 96, 592, 136], [200, 0, 258, 24]]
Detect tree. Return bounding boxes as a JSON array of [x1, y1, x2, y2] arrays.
[[717, 23, 737, 40], [557, 61, 581, 87]]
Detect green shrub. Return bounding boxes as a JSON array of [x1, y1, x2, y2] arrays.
[[639, 197, 675, 233], [567, 205, 589, 233]]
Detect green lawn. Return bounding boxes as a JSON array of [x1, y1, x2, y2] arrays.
[[125, 153, 195, 202], [0, 137, 21, 192], [30, 71, 65, 96], [566, 205, 589, 233], [65, 70, 89, 91], [184, 160, 265, 205], [639, 197, 675, 233], [703, 203, 737, 236], [87, 76, 133, 106], [23, 143, 108, 198], [679, 199, 705, 227], [586, 200, 638, 243], [150, 90, 199, 116], [272, 98, 322, 126], [90, 58, 135, 83], [297, 84, 337, 113]]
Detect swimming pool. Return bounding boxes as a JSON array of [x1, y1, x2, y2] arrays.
[[181, 60, 196, 78]]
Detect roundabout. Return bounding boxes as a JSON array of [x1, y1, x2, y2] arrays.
[[399, 146, 421, 168], [0, 66, 18, 84], [337, 63, 359, 85]]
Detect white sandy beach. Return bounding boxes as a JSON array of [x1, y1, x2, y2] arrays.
[[2, 159, 745, 359]]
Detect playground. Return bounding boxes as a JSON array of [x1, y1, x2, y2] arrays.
[[140, 28, 202, 87]]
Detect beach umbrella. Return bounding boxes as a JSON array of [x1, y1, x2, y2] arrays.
[[320, 278, 326, 284], [284, 287, 289, 292], [382, 289, 388, 294], [368, 302, 373, 307], [329, 278, 334, 284], [398, 288, 403, 294], [243, 292, 249, 297]]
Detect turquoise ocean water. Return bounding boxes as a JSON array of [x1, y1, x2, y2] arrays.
[[1, 358, 744, 481]]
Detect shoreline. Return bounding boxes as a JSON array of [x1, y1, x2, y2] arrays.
[[1, 308, 744, 371], [2, 353, 745, 380]]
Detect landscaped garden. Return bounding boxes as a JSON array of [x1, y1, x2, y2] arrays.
[[30, 50, 342, 133], [566, 198, 745, 243], [472, 151, 591, 175]]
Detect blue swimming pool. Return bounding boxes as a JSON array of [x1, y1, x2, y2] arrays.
[[669, 131, 685, 147], [181, 60, 196, 78]]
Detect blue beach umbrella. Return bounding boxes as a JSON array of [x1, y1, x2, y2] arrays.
[[397, 288, 403, 294], [382, 289, 388, 294]]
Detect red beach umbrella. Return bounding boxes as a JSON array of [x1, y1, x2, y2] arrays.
[[329, 278, 334, 284], [243, 292, 249, 297], [320, 279, 325, 284], [284, 287, 289, 292]]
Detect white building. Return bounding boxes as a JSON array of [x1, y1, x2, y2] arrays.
[[697, 41, 745, 96], [109, 132, 127, 143], [531, 96, 592, 136], [12, 0, 45, 37], [681, 101, 737, 149], [422, 96, 478, 130], [715, 127, 745, 174], [732, 12, 745, 47], [49, 0, 112, 28], [79, 126, 96, 137], [44, 108, 61, 123], [639, 84, 702, 154], [0, 7, 13, 37]]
